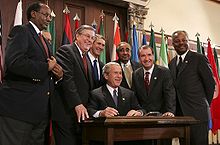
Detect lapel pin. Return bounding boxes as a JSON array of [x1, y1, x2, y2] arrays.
[[185, 60, 188, 63], [154, 77, 157, 80], [122, 98, 125, 101]]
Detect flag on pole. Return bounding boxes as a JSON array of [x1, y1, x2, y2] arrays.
[[14, 0, 22, 26], [207, 38, 220, 134], [98, 10, 106, 64], [47, 10, 56, 55], [61, 6, 72, 45], [0, 11, 3, 83], [196, 33, 203, 54], [73, 13, 80, 32], [149, 27, 158, 64], [91, 19, 97, 29], [111, 13, 120, 61], [142, 32, 147, 45], [213, 47, 220, 76], [132, 24, 138, 62], [158, 29, 168, 68]]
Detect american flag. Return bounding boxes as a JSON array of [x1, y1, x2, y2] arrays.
[[0, 11, 3, 83]]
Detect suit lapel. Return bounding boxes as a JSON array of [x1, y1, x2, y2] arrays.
[[102, 86, 117, 108], [148, 65, 159, 95], [73, 44, 88, 79], [27, 24, 48, 59], [138, 68, 148, 96], [177, 51, 191, 77]]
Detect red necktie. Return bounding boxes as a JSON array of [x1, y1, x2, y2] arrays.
[[39, 33, 49, 57], [82, 54, 88, 77], [144, 72, 150, 92]]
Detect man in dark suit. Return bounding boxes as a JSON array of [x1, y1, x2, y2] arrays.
[[88, 62, 145, 118], [114, 42, 141, 89], [0, 2, 63, 145], [169, 30, 215, 145], [51, 25, 96, 145], [132, 45, 175, 145], [87, 34, 105, 89], [132, 45, 176, 116]]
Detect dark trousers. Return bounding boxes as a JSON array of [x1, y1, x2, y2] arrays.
[[52, 121, 82, 145], [190, 122, 209, 145], [0, 115, 48, 145]]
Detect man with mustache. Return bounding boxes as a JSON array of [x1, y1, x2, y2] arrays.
[[0, 2, 63, 145]]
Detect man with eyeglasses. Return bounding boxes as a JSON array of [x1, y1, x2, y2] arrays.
[[169, 30, 215, 145], [0, 2, 63, 145], [51, 25, 96, 145], [114, 42, 141, 89]]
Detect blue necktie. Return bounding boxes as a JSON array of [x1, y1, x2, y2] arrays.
[[93, 59, 99, 81]]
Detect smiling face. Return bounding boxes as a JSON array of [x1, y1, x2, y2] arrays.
[[104, 64, 122, 88], [31, 4, 52, 31], [117, 42, 131, 64], [172, 31, 189, 55], [90, 37, 105, 58], [76, 29, 95, 54], [139, 46, 154, 70]]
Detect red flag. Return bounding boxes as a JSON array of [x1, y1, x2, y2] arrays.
[[73, 13, 80, 32], [111, 13, 121, 61], [207, 39, 220, 134], [62, 13, 73, 45]]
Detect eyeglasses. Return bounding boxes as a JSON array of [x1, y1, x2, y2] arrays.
[[80, 33, 95, 40], [37, 11, 52, 19]]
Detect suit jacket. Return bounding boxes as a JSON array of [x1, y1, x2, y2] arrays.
[[132, 65, 176, 114], [51, 43, 93, 122], [0, 23, 53, 123], [114, 60, 141, 89], [87, 55, 105, 89], [88, 85, 145, 117], [169, 50, 215, 121]]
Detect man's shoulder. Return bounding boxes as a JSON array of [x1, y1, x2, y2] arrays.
[[119, 86, 133, 94]]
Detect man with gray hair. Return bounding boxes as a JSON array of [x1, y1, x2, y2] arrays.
[[88, 62, 145, 118], [51, 25, 96, 145]]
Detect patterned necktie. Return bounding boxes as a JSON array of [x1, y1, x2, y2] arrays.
[[124, 64, 132, 88], [93, 59, 99, 81], [39, 33, 49, 57], [82, 54, 88, 77], [144, 72, 150, 92], [113, 89, 118, 107]]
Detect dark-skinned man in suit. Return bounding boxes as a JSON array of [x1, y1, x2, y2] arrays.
[[114, 42, 141, 89], [0, 2, 63, 145], [51, 25, 96, 145], [169, 30, 215, 145]]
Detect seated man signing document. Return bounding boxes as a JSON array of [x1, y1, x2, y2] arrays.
[[88, 62, 145, 117]]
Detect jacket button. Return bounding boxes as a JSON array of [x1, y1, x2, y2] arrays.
[[47, 92, 50, 96]]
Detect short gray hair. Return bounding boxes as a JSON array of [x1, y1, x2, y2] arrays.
[[102, 62, 120, 75]]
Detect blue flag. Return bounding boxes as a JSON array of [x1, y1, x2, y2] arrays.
[[132, 25, 138, 62]]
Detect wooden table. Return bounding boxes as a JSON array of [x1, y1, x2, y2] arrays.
[[81, 116, 198, 145]]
